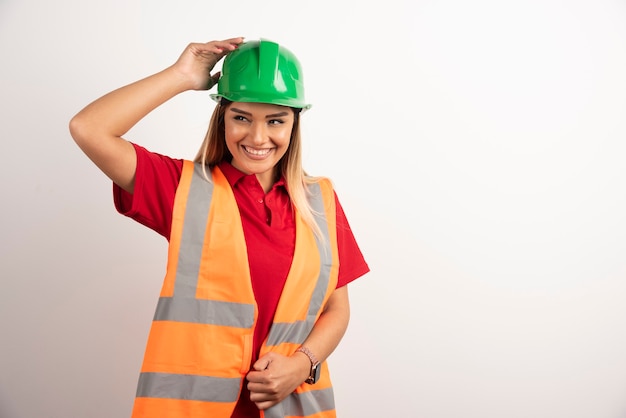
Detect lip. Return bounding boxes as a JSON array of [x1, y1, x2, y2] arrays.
[[242, 145, 274, 160]]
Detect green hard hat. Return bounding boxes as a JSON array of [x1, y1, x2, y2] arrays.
[[211, 39, 311, 109]]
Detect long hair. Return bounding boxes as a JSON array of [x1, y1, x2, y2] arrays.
[[194, 100, 324, 242]]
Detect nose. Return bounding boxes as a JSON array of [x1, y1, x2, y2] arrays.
[[250, 122, 267, 145]]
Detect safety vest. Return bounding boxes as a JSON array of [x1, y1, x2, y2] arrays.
[[130, 161, 339, 418]]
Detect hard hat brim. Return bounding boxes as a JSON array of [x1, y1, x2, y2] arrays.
[[210, 93, 312, 111]]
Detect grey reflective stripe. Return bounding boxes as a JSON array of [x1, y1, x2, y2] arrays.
[[265, 319, 312, 346], [154, 296, 255, 328], [174, 164, 215, 299], [266, 182, 332, 346], [154, 164, 254, 328], [305, 182, 332, 320], [136, 372, 240, 403], [263, 388, 335, 418]]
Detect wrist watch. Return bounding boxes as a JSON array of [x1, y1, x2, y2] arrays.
[[296, 346, 321, 384]]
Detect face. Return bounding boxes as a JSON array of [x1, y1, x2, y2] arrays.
[[224, 101, 295, 190]]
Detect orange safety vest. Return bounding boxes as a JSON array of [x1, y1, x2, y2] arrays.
[[131, 161, 339, 418]]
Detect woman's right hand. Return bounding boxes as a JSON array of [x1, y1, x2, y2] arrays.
[[171, 37, 244, 91]]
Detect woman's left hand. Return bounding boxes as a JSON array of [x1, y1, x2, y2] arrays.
[[246, 351, 311, 410]]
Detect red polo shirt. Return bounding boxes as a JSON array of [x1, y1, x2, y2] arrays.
[[114, 143, 369, 417]]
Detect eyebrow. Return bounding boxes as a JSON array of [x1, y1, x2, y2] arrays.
[[230, 107, 290, 118]]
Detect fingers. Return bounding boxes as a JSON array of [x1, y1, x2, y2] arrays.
[[247, 353, 276, 386], [174, 37, 243, 90], [248, 376, 280, 411], [254, 400, 275, 411], [246, 353, 304, 410], [252, 354, 272, 372], [191, 37, 244, 56], [218, 36, 245, 49]]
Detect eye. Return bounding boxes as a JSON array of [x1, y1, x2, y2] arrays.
[[268, 119, 285, 125], [233, 115, 249, 122]]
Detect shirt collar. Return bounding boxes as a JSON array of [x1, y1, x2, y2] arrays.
[[217, 161, 287, 191]]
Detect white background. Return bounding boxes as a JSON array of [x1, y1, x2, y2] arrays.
[[2, 1, 626, 417]]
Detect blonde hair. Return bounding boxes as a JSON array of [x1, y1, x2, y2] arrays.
[[194, 100, 324, 241]]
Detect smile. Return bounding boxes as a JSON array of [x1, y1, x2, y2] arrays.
[[243, 145, 272, 156]]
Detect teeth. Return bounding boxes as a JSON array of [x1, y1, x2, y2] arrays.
[[244, 146, 270, 156]]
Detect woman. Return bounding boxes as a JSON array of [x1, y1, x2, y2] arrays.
[[70, 37, 369, 418]]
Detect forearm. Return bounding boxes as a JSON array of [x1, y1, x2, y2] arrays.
[[298, 286, 351, 365], [70, 38, 242, 142], [70, 66, 189, 141]]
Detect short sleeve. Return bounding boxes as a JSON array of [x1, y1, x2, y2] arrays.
[[335, 192, 369, 287], [113, 143, 183, 239]]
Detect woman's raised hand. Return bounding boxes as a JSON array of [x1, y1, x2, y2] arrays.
[[171, 37, 244, 91]]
